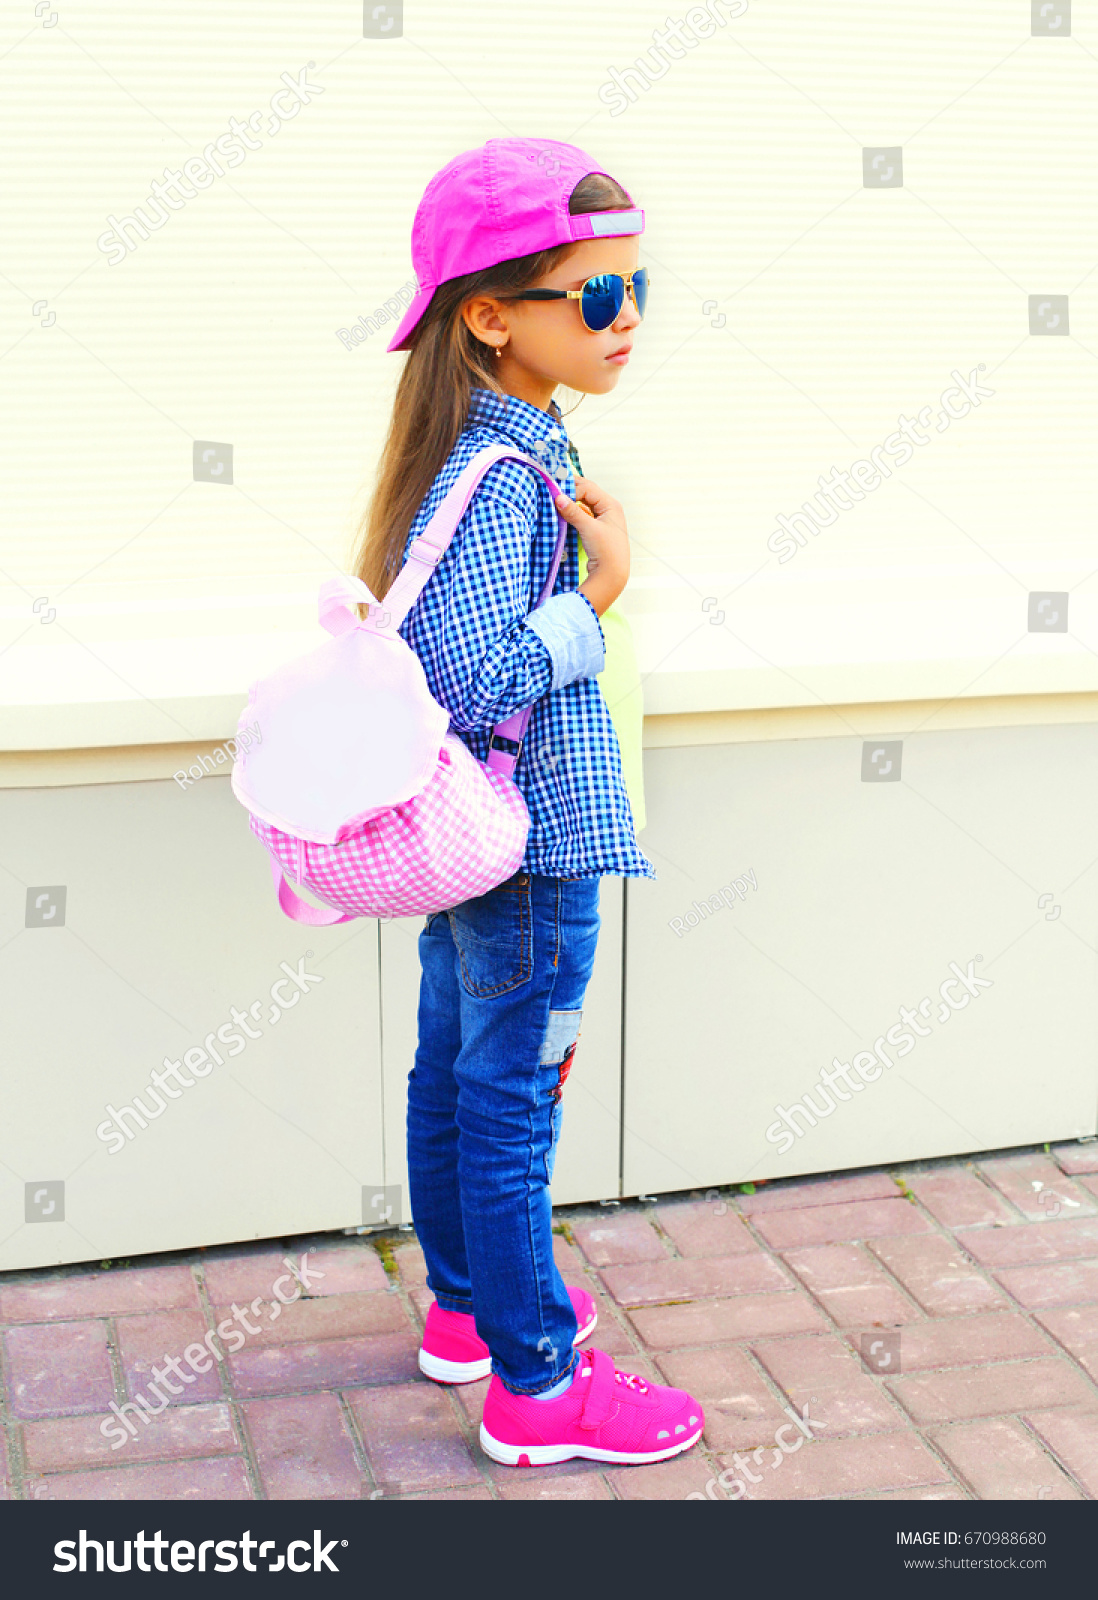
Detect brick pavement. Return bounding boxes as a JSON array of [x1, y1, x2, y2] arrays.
[[3, 1142, 1098, 1501]]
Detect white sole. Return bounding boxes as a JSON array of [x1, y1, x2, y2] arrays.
[[419, 1308, 597, 1386], [478, 1421, 705, 1468]]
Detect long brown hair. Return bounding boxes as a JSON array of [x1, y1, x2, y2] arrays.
[[353, 170, 633, 602]]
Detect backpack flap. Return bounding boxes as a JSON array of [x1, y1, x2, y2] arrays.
[[231, 617, 449, 845]]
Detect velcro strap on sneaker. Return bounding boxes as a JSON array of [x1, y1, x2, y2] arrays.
[[577, 1349, 619, 1432]]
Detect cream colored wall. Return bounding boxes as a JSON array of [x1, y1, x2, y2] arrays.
[[2, 2, 1097, 748]]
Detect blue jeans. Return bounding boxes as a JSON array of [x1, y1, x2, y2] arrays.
[[407, 869, 603, 1395]]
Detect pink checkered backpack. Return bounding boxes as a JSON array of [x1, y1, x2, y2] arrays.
[[231, 445, 570, 925]]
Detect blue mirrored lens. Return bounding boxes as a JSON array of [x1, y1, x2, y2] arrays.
[[632, 268, 648, 320], [581, 274, 625, 331]]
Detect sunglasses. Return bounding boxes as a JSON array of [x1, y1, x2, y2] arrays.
[[501, 269, 649, 333]]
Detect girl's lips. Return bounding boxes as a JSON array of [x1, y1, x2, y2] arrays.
[[606, 348, 631, 364]]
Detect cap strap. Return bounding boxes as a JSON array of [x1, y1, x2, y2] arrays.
[[569, 207, 644, 240]]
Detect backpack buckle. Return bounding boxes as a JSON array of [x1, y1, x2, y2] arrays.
[[408, 536, 445, 567], [489, 732, 522, 758]]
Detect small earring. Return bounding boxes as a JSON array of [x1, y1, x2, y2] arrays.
[[494, 345, 503, 358]]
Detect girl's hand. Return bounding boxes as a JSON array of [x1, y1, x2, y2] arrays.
[[554, 475, 630, 618]]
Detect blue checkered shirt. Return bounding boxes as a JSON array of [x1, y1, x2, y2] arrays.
[[396, 387, 655, 882]]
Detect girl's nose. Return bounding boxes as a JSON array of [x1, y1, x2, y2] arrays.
[[615, 292, 641, 332]]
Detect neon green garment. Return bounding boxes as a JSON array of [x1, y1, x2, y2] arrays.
[[576, 538, 646, 835]]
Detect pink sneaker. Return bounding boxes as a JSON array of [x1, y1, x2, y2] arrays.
[[479, 1345, 705, 1466], [418, 1288, 597, 1384]]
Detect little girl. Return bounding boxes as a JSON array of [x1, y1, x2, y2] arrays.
[[354, 138, 704, 1468]]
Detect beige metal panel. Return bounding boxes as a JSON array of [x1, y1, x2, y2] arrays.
[[623, 725, 1098, 1196], [379, 880, 623, 1213], [0, 776, 383, 1271]]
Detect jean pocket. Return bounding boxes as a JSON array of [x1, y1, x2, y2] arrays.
[[448, 872, 533, 998]]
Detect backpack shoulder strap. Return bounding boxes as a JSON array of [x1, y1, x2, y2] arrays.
[[372, 445, 567, 634]]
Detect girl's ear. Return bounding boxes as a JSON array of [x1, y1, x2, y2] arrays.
[[461, 293, 510, 348]]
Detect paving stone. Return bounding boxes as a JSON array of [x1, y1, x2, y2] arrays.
[[289, 1244, 390, 1297], [346, 1383, 480, 1493], [888, 1358, 1096, 1424], [1022, 1407, 1098, 1498], [201, 1250, 299, 1307], [392, 1241, 427, 1289], [401, 1485, 494, 1500], [628, 1292, 828, 1349], [651, 1199, 764, 1258], [852, 1313, 1054, 1374], [752, 1334, 905, 1437], [608, 1453, 723, 1500], [978, 1152, 1098, 1222], [900, 1170, 1016, 1229], [209, 1290, 409, 1348], [929, 1416, 1084, 1499], [716, 1432, 949, 1499], [23, 1402, 239, 1472], [654, 1345, 789, 1451], [781, 1244, 922, 1328], [867, 1235, 1007, 1316], [736, 1172, 898, 1215], [553, 1233, 594, 1282], [1033, 1307, 1098, 1382], [992, 1259, 1098, 1311], [849, 1486, 969, 1500], [750, 1198, 932, 1250], [1080, 1175, 1098, 1203], [496, 1473, 613, 1499], [578, 1299, 635, 1356], [228, 1332, 421, 1398], [0, 1265, 199, 1324], [27, 1456, 254, 1500], [408, 1286, 432, 1326], [243, 1392, 363, 1499], [571, 1213, 667, 1268], [452, 1377, 491, 1428], [1051, 1142, 1098, 1177], [4, 1321, 115, 1419], [600, 1253, 791, 1307], [117, 1309, 222, 1404], [955, 1217, 1098, 1269]]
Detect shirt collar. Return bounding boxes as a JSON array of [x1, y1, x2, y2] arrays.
[[466, 388, 572, 480]]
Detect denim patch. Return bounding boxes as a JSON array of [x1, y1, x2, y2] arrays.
[[538, 1008, 583, 1067]]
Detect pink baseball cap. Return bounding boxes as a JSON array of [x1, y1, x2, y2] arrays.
[[386, 138, 644, 353]]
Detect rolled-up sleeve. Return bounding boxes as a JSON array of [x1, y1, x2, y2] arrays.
[[523, 590, 606, 689]]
